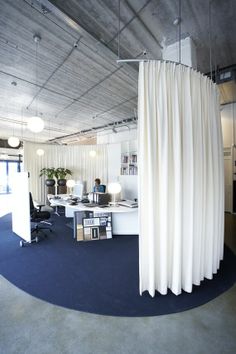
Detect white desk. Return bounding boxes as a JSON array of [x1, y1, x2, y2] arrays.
[[49, 196, 138, 235]]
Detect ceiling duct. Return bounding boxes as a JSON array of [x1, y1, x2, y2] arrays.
[[208, 65, 236, 105]]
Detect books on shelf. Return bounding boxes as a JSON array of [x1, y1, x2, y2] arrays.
[[121, 151, 138, 175], [121, 154, 129, 163], [130, 154, 137, 163], [129, 165, 138, 175], [121, 166, 129, 175]]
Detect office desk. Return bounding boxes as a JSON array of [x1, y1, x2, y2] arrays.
[[66, 204, 138, 235], [49, 197, 138, 235]]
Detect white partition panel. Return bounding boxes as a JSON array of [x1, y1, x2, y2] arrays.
[[12, 172, 31, 242]]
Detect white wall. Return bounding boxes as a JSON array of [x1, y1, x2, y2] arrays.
[[119, 175, 138, 200], [107, 143, 121, 183], [98, 129, 138, 200], [221, 103, 236, 213], [221, 103, 236, 147], [97, 128, 137, 144]]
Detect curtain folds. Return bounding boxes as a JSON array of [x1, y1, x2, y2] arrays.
[[23, 142, 108, 203], [138, 61, 224, 296]]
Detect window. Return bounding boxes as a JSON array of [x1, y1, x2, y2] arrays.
[[0, 159, 22, 194]]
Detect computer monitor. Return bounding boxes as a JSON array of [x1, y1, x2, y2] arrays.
[[73, 182, 84, 199]]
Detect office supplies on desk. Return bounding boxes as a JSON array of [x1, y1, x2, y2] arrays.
[[69, 201, 78, 205], [91, 192, 111, 205], [81, 198, 90, 203], [118, 200, 138, 208], [84, 203, 98, 207]]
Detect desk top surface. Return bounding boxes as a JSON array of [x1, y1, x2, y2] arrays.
[[49, 195, 138, 213]]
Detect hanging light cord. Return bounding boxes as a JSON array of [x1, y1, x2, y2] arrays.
[[118, 0, 121, 59], [178, 0, 182, 64], [209, 0, 213, 80], [36, 40, 39, 115]]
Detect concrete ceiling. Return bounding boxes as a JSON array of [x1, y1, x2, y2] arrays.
[[0, 0, 235, 145]]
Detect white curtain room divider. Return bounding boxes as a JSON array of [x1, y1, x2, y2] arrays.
[[23, 142, 108, 203], [138, 61, 224, 296]]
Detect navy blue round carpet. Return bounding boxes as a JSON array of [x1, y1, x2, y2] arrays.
[[0, 213, 235, 317]]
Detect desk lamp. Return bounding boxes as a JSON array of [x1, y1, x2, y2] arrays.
[[108, 182, 121, 206], [66, 179, 75, 197]]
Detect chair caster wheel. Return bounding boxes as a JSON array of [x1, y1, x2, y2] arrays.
[[20, 241, 24, 247], [35, 236, 39, 243]]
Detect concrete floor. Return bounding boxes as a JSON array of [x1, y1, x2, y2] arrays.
[[0, 277, 235, 354], [0, 201, 236, 354]]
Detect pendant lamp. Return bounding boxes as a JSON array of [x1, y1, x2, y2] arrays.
[[8, 136, 20, 148], [28, 116, 45, 133], [36, 148, 45, 156]]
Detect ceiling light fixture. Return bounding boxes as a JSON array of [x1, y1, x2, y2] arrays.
[[36, 148, 45, 156], [8, 136, 20, 148], [89, 150, 97, 157], [28, 116, 45, 133]]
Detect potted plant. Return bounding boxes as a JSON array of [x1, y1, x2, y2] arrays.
[[39, 167, 56, 187], [55, 168, 72, 194], [39, 167, 56, 198]]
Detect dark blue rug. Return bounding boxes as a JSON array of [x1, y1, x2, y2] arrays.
[[0, 213, 235, 317]]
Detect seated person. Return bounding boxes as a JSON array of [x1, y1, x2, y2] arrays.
[[93, 178, 105, 193]]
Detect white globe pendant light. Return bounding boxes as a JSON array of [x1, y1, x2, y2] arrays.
[[27, 116, 45, 133], [8, 136, 20, 147], [36, 148, 45, 156], [89, 150, 97, 157]]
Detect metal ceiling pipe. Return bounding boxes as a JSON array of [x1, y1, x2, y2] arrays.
[[49, 116, 138, 143]]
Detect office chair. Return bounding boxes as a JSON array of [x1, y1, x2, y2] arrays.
[[29, 192, 52, 240], [100, 185, 106, 193]]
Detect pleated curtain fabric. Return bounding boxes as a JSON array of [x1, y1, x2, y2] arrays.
[[138, 61, 224, 296]]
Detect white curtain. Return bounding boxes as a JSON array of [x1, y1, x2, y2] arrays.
[[138, 61, 224, 296], [23, 142, 108, 203]]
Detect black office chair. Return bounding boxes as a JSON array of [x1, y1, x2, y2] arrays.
[[29, 192, 52, 240]]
